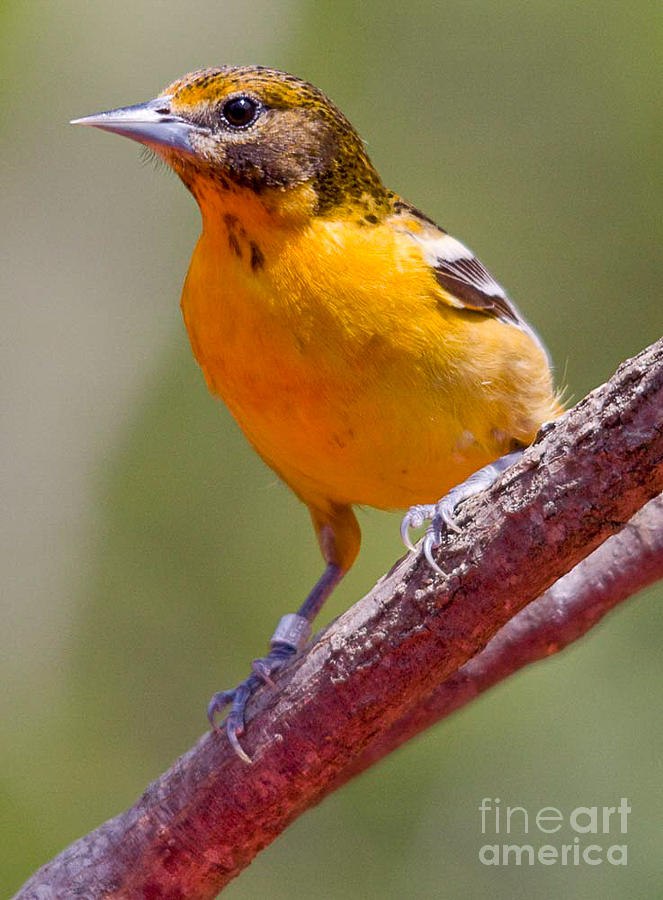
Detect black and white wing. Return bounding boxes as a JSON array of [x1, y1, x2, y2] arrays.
[[426, 232, 521, 324], [390, 201, 535, 333]]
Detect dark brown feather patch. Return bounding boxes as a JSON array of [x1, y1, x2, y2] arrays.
[[433, 261, 520, 323]]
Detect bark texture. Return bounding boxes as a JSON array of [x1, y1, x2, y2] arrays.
[[15, 337, 663, 899], [331, 492, 663, 788]]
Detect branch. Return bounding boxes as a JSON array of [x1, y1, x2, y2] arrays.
[[15, 337, 663, 899], [329, 491, 663, 790]]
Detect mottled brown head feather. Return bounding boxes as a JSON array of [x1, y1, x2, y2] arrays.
[[161, 66, 387, 215]]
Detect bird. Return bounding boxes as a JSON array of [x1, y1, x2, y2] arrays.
[[72, 66, 561, 763]]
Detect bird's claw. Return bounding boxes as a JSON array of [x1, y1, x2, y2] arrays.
[[207, 683, 253, 764], [419, 502, 461, 574], [252, 658, 278, 688], [435, 491, 463, 534], [400, 504, 437, 552], [207, 645, 296, 764], [401, 488, 464, 575], [401, 495, 464, 574], [400, 450, 524, 572], [422, 525, 443, 574]]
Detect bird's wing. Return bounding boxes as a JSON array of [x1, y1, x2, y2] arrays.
[[390, 202, 525, 328]]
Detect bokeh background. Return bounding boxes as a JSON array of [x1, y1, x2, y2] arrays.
[[3, 1, 662, 896]]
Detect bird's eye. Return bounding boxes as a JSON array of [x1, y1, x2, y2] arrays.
[[222, 96, 259, 128]]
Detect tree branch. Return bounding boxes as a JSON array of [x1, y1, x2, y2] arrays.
[[329, 492, 663, 791], [15, 337, 663, 899]]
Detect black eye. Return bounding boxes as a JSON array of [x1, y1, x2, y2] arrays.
[[222, 96, 258, 128]]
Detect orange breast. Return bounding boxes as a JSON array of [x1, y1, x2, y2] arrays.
[[180, 201, 558, 511]]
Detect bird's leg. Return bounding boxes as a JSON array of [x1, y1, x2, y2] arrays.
[[401, 449, 524, 573], [208, 503, 359, 763], [207, 564, 343, 763]]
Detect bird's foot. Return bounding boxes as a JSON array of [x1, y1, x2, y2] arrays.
[[207, 613, 311, 764], [207, 644, 295, 764], [401, 450, 524, 574], [400, 495, 462, 574]]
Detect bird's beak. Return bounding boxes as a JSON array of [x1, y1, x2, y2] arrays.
[[71, 96, 198, 156]]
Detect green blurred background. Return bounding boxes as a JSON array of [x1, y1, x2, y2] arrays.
[[3, 0, 662, 896]]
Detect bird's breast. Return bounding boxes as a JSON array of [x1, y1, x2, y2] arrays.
[[180, 215, 557, 509]]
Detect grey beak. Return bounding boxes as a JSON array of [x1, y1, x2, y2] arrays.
[[71, 96, 198, 155]]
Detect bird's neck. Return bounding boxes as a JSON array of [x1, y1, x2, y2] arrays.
[[176, 140, 391, 233], [187, 173, 316, 233]]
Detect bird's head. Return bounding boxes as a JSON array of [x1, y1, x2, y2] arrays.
[[73, 66, 387, 218]]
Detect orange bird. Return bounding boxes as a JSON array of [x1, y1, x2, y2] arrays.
[[73, 67, 560, 762]]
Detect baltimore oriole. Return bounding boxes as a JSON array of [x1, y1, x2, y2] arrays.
[[73, 67, 560, 762]]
